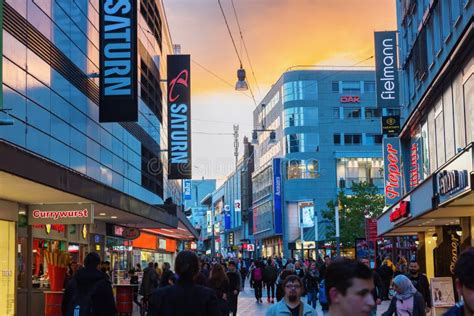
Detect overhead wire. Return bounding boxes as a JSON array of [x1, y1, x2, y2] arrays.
[[230, 0, 262, 97], [191, 59, 253, 100], [217, 0, 258, 107]]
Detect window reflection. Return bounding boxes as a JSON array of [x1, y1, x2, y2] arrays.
[[336, 158, 384, 188], [283, 80, 318, 102], [286, 159, 319, 179]]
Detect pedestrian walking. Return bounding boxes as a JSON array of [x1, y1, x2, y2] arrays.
[[382, 274, 426, 316], [361, 258, 383, 316], [377, 258, 395, 300], [159, 262, 174, 287], [303, 262, 319, 309], [140, 262, 159, 306], [263, 259, 278, 303], [226, 261, 241, 315], [325, 258, 375, 316], [62, 252, 116, 316], [129, 269, 142, 315], [148, 251, 220, 316], [239, 263, 248, 290], [266, 275, 316, 316], [443, 247, 474, 316], [209, 263, 230, 315], [251, 260, 264, 303], [276, 264, 295, 302], [407, 260, 431, 314]]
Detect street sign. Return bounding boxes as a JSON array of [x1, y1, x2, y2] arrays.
[[234, 199, 241, 212], [184, 180, 192, 200]]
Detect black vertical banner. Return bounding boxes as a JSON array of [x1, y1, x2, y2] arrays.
[[374, 31, 399, 108], [99, 0, 138, 122], [167, 55, 191, 179]]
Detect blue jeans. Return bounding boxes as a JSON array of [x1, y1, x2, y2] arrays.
[[307, 289, 318, 309]]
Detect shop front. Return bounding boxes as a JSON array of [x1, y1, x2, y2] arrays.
[[0, 200, 17, 316], [262, 236, 283, 258], [377, 146, 474, 314], [105, 224, 134, 274]]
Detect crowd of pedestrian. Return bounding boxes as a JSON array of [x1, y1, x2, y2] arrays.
[[59, 247, 474, 316]]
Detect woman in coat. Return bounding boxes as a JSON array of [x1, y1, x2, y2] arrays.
[[209, 263, 230, 315], [382, 274, 426, 316]]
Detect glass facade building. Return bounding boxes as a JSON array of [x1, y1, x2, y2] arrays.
[[252, 69, 385, 258]]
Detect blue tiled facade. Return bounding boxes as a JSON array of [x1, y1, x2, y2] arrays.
[[252, 70, 386, 258], [1, 0, 180, 206]]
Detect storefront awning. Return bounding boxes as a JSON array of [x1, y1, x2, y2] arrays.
[[0, 140, 178, 228]]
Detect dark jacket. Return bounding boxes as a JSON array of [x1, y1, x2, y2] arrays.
[[382, 292, 426, 316], [140, 266, 159, 296], [378, 264, 394, 282], [263, 265, 278, 283], [408, 273, 432, 308], [443, 303, 465, 316], [160, 269, 175, 288], [372, 270, 383, 301], [227, 270, 241, 292], [61, 267, 116, 316], [303, 270, 319, 292], [148, 281, 221, 316]]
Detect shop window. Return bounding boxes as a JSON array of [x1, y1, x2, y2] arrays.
[[286, 159, 320, 179]]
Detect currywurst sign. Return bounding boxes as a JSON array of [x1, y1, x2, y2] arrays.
[[99, 0, 138, 122], [374, 31, 399, 108], [28, 204, 94, 225], [167, 55, 192, 179]]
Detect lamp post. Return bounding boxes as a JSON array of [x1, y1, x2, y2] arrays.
[[335, 202, 340, 257]]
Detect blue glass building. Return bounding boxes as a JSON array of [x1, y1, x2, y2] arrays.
[[252, 69, 388, 259], [0, 1, 194, 314]]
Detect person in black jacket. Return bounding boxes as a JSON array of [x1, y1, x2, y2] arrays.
[[444, 247, 474, 316], [303, 262, 319, 309], [407, 261, 431, 313], [361, 258, 383, 316], [160, 262, 174, 287], [226, 261, 241, 315], [148, 251, 221, 316], [382, 274, 426, 316], [129, 269, 142, 314], [263, 259, 278, 303], [61, 252, 116, 316]]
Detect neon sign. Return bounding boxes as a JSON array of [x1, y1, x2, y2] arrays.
[[389, 201, 410, 222]]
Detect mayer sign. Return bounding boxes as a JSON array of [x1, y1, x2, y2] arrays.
[[99, 0, 138, 122], [167, 55, 192, 179], [28, 204, 94, 225], [374, 31, 399, 108]]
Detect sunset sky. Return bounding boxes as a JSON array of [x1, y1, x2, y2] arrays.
[[163, 0, 397, 181]]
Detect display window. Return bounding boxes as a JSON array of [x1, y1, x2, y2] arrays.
[[32, 239, 66, 288], [0, 220, 16, 315]]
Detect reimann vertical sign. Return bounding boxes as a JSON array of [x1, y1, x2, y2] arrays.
[[273, 158, 283, 234], [383, 138, 403, 205], [374, 31, 399, 108], [167, 55, 192, 179], [99, 0, 138, 122]]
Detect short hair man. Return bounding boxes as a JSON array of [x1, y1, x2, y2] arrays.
[[360, 258, 382, 316], [266, 275, 316, 316], [444, 247, 474, 316], [408, 260, 431, 313], [326, 258, 375, 316]]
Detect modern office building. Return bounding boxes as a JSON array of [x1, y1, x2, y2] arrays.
[[377, 0, 474, 291], [0, 1, 195, 315], [252, 69, 388, 259]]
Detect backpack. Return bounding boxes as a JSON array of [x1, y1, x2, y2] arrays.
[[252, 268, 262, 281], [318, 280, 328, 305], [66, 280, 101, 316]]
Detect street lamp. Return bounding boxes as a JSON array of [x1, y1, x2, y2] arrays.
[[235, 66, 248, 91]]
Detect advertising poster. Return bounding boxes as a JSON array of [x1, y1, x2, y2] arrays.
[[430, 277, 455, 308]]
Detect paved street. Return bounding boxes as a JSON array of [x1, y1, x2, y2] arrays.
[[237, 286, 391, 316]]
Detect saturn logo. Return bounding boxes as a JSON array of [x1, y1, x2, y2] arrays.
[[386, 117, 396, 125]]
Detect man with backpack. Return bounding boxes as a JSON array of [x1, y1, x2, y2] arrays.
[[62, 252, 116, 316], [251, 260, 264, 303]]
